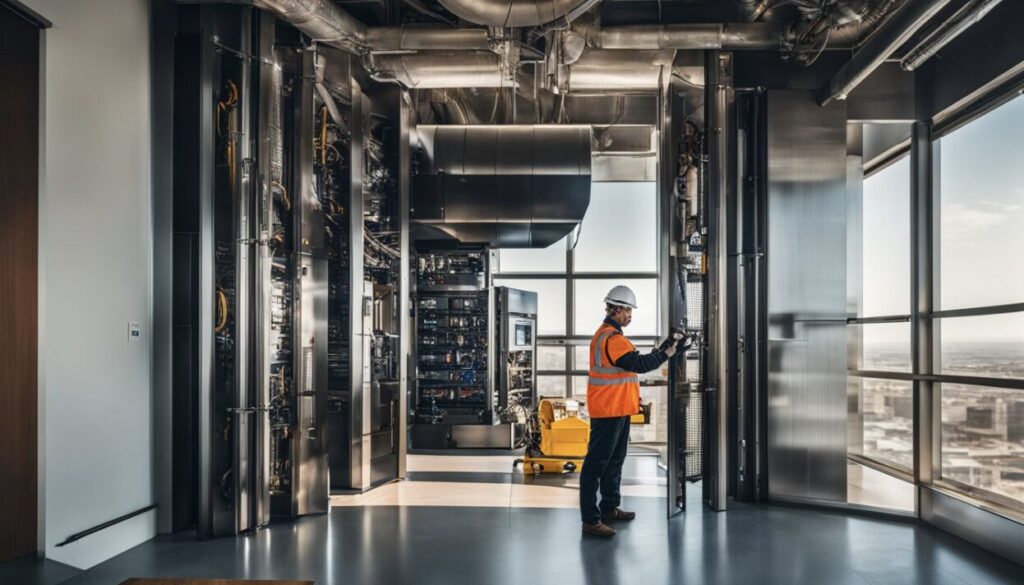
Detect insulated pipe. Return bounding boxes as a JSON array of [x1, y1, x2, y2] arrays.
[[436, 0, 593, 27], [364, 25, 492, 52], [587, 22, 782, 50], [819, 0, 952, 105], [899, 0, 1004, 71], [367, 51, 513, 88], [252, 0, 368, 46]]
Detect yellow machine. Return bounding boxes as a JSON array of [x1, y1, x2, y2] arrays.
[[514, 398, 590, 475], [513, 398, 654, 475]]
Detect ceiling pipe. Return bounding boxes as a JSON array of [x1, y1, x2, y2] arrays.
[[818, 0, 952, 105], [436, 0, 592, 27], [364, 25, 492, 51], [367, 51, 513, 88], [584, 22, 782, 50], [899, 0, 1003, 71], [252, 0, 368, 47]]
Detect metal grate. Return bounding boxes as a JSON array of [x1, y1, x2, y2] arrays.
[[685, 389, 703, 481], [686, 280, 704, 330]]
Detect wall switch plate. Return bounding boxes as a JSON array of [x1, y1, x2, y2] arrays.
[[128, 321, 141, 342]]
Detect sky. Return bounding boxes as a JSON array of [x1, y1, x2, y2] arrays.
[[862, 94, 1024, 345]]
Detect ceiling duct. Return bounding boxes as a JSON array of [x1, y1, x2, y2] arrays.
[[436, 0, 592, 27], [411, 125, 592, 248]]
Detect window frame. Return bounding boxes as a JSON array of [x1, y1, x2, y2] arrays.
[[492, 180, 663, 399]]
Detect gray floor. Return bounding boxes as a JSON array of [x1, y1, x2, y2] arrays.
[[4, 462, 1023, 585]]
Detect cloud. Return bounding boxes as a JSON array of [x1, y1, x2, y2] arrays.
[[941, 202, 1008, 242]]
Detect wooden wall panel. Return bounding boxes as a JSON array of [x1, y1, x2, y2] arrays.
[[0, 4, 40, 563]]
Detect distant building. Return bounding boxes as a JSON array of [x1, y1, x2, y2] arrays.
[[1008, 400, 1024, 443], [963, 403, 1008, 439]]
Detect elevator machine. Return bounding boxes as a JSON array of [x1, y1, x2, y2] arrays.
[[325, 66, 408, 492], [171, 5, 409, 534], [411, 255, 538, 450], [172, 6, 330, 536]]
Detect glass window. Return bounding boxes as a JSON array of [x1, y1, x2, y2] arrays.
[[938, 95, 1024, 310], [572, 375, 588, 400], [938, 313, 1024, 380], [574, 182, 658, 273], [940, 383, 1024, 505], [849, 322, 912, 372], [537, 375, 567, 398], [855, 378, 914, 471], [537, 346, 567, 371], [862, 157, 910, 317], [573, 345, 589, 371], [573, 278, 659, 336], [493, 278, 566, 335], [495, 236, 567, 273]]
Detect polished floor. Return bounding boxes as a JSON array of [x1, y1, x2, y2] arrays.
[[5, 454, 1023, 585]]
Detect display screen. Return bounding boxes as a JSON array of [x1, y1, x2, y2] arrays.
[[515, 322, 532, 346]]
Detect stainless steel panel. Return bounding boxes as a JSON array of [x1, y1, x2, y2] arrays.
[[234, 9, 255, 532], [252, 9, 275, 530], [398, 95, 411, 480], [348, 80, 367, 491], [293, 255, 329, 514], [846, 125, 864, 456], [766, 90, 848, 504], [921, 487, 1024, 567]]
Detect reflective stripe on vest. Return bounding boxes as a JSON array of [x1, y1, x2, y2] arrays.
[[586, 324, 641, 419]]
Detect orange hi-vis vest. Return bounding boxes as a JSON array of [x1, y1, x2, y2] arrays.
[[586, 323, 641, 419]]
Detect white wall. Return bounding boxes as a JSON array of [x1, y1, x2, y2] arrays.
[[26, 0, 156, 570]]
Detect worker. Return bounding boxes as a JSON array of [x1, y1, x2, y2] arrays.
[[580, 285, 686, 537]]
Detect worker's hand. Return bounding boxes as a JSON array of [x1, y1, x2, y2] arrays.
[[665, 344, 678, 358]]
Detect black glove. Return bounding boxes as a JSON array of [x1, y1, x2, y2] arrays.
[[658, 328, 685, 352]]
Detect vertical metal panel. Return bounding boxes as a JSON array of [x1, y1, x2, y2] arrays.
[[765, 90, 848, 504], [921, 487, 1024, 567], [911, 121, 936, 487], [291, 51, 328, 515], [846, 124, 864, 459], [705, 51, 735, 512], [233, 7, 254, 532], [196, 13, 217, 539], [252, 8, 275, 530], [659, 68, 685, 516], [293, 255, 329, 514], [398, 93, 411, 480], [348, 79, 368, 491]]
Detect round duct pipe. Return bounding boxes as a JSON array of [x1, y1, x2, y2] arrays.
[[587, 22, 782, 50], [436, 0, 593, 27], [253, 0, 368, 46], [367, 51, 513, 88], [364, 25, 492, 51]]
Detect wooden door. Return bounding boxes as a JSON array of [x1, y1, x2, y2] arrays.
[[0, 2, 41, 563]]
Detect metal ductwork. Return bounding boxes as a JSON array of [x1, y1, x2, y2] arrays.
[[411, 125, 592, 248], [583, 22, 782, 50], [253, 0, 368, 47], [561, 50, 675, 93], [364, 25, 492, 51], [367, 51, 513, 88], [819, 0, 952, 104], [900, 0, 1004, 71], [436, 0, 592, 27]]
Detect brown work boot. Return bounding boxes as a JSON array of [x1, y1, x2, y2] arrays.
[[581, 521, 617, 537], [601, 508, 636, 522]]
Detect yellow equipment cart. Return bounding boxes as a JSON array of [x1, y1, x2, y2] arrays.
[[514, 398, 590, 475]]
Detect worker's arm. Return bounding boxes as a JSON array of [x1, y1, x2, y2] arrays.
[[606, 334, 668, 374], [612, 349, 668, 374]]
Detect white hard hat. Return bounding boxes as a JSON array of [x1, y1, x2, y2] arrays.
[[604, 285, 637, 309]]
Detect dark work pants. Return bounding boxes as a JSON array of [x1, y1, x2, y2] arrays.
[[579, 415, 631, 524]]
